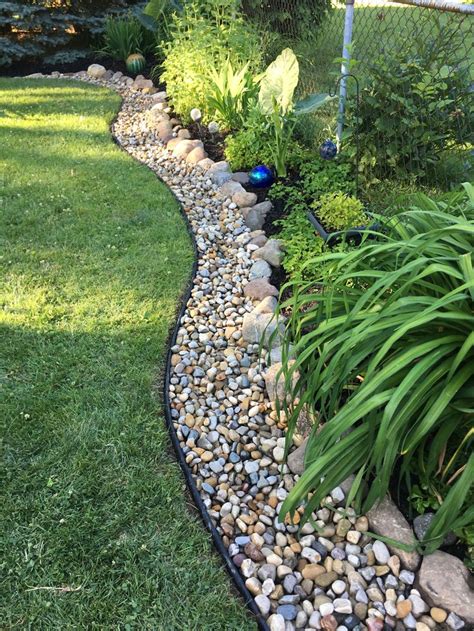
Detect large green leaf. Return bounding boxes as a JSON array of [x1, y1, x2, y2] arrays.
[[258, 47, 299, 116], [294, 92, 336, 115]]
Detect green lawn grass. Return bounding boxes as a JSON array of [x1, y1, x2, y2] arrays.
[[0, 78, 255, 630]]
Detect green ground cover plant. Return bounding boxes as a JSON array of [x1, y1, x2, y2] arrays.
[[276, 184, 474, 557], [270, 157, 356, 279], [0, 78, 255, 630]]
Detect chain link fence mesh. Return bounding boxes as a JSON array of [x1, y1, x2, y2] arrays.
[[244, 0, 473, 193]]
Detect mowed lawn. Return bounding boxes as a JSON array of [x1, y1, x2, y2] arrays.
[[0, 78, 254, 630]]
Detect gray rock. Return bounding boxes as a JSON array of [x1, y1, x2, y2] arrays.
[[413, 513, 457, 546], [232, 171, 250, 184], [242, 311, 284, 346], [418, 550, 474, 623], [249, 259, 272, 280], [255, 594, 271, 615], [253, 239, 284, 267], [287, 437, 308, 476], [372, 540, 390, 564], [367, 496, 420, 570], [446, 612, 465, 629], [245, 201, 272, 231], [210, 170, 232, 186], [277, 604, 298, 621], [219, 180, 245, 199]]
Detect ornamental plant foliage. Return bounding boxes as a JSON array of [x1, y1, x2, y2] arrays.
[[160, 0, 262, 122], [276, 184, 474, 554]]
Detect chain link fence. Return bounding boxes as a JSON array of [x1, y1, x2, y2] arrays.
[[245, 0, 474, 194]]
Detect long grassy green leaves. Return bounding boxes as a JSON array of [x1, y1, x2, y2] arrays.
[[278, 184, 474, 553]]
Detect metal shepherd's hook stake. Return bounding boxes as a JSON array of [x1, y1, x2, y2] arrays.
[[331, 73, 361, 194]]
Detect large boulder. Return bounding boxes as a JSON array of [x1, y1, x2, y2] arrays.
[[87, 64, 106, 79], [367, 496, 420, 571], [249, 259, 272, 280], [252, 239, 284, 267], [219, 180, 245, 199], [417, 550, 474, 623], [264, 360, 297, 403], [245, 201, 272, 231], [233, 190, 257, 208], [243, 279, 279, 301], [242, 311, 284, 346]]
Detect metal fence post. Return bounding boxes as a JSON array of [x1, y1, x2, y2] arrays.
[[336, 0, 355, 147]]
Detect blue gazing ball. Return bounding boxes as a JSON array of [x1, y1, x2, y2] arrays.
[[249, 164, 274, 188], [319, 139, 338, 160]]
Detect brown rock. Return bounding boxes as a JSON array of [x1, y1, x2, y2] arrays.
[[396, 599, 412, 618], [167, 138, 181, 151], [244, 542, 265, 562], [367, 495, 420, 570], [320, 614, 337, 631], [315, 571, 338, 587], [302, 563, 325, 580], [233, 190, 258, 208], [243, 279, 279, 301], [430, 607, 447, 623], [173, 140, 196, 159], [418, 550, 474, 623], [366, 619, 384, 631], [186, 147, 207, 163]]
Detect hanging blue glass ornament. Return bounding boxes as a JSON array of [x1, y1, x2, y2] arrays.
[[248, 164, 274, 188], [319, 139, 338, 160]]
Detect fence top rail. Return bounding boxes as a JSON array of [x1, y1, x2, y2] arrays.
[[383, 0, 474, 15]]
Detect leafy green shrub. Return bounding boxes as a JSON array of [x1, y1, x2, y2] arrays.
[[314, 192, 367, 231], [100, 13, 154, 61], [277, 183, 474, 554], [348, 16, 473, 185], [0, 0, 141, 68], [160, 0, 262, 123]]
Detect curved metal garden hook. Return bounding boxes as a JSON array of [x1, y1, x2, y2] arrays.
[[330, 73, 361, 194]]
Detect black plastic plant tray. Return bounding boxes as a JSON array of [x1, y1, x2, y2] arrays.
[[307, 211, 380, 247]]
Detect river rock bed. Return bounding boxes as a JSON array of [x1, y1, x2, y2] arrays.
[[26, 65, 472, 631]]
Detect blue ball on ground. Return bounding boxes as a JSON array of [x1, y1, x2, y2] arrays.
[[249, 164, 274, 188], [320, 139, 338, 160]]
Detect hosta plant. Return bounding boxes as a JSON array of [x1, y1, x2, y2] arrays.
[[277, 183, 474, 554]]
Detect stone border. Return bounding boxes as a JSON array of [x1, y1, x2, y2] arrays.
[[22, 65, 472, 631]]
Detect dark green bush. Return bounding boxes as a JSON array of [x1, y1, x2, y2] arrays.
[[348, 15, 473, 186], [241, 0, 332, 41], [0, 0, 140, 68]]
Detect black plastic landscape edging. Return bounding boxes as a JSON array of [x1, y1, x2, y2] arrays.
[[307, 210, 380, 247], [106, 89, 271, 631]]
